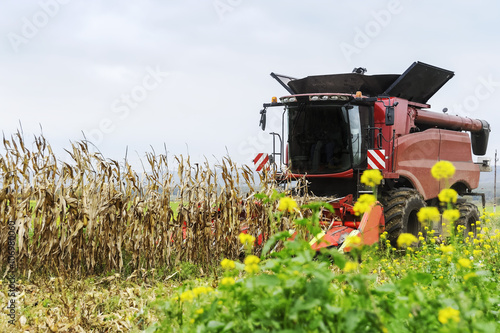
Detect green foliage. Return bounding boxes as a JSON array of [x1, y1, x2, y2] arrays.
[[176, 261, 201, 281], [151, 201, 500, 332]]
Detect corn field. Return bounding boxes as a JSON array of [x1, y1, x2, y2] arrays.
[[0, 133, 302, 277]]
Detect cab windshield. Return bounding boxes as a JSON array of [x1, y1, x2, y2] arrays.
[[287, 104, 370, 174]]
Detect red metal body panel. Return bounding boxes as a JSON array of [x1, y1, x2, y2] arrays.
[[357, 202, 385, 244], [373, 98, 409, 174], [394, 128, 479, 200], [310, 226, 355, 250], [322, 195, 356, 224], [313, 201, 384, 252], [373, 101, 392, 155]]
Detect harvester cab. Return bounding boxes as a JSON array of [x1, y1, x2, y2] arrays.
[[258, 61, 491, 250]]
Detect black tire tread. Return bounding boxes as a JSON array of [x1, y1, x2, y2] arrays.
[[380, 189, 426, 245], [455, 202, 479, 237]]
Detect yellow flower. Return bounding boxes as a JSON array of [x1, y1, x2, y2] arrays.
[[245, 264, 259, 274], [438, 189, 458, 204], [344, 261, 358, 272], [192, 287, 203, 297], [438, 307, 460, 324], [192, 286, 212, 297], [457, 258, 471, 269], [431, 161, 455, 180], [244, 255, 260, 274], [417, 207, 441, 223], [439, 244, 454, 254], [238, 233, 256, 246], [353, 194, 377, 216], [221, 258, 236, 270], [221, 277, 235, 286], [278, 197, 298, 212], [345, 234, 361, 246], [360, 169, 383, 187], [180, 290, 195, 302], [442, 209, 460, 223], [244, 255, 260, 265], [195, 308, 204, 315], [397, 233, 418, 248]]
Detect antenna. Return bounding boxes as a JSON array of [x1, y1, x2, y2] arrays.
[[495, 149, 498, 213]]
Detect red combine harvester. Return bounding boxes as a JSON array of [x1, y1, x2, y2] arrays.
[[258, 62, 491, 249]]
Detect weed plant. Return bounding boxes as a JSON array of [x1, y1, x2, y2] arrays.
[[153, 163, 500, 332]]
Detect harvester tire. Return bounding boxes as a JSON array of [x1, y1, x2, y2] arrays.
[[381, 189, 426, 246], [455, 202, 479, 237]]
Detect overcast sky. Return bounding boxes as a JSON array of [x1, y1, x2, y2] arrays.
[[1, 0, 499, 173]]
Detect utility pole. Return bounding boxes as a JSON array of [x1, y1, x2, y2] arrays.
[[495, 149, 498, 213]]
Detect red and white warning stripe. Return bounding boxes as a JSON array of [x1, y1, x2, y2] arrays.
[[253, 153, 269, 172], [367, 149, 386, 170]]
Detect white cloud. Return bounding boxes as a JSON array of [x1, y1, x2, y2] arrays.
[[0, 0, 499, 170]]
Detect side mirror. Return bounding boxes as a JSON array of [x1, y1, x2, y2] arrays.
[[259, 109, 267, 131], [385, 106, 394, 126], [385, 101, 398, 126]]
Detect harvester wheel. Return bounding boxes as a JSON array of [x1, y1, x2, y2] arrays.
[[381, 189, 426, 245], [455, 202, 479, 237]]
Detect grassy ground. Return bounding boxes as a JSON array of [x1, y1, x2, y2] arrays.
[[0, 265, 208, 332]]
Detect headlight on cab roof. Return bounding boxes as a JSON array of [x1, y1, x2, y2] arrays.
[[309, 95, 350, 102], [280, 97, 297, 103]]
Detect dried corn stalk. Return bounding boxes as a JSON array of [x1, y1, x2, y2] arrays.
[[0, 133, 291, 276]]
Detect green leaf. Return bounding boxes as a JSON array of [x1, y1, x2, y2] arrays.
[[254, 193, 268, 201], [473, 322, 497, 333], [222, 321, 236, 331], [320, 247, 346, 269], [246, 274, 280, 288], [294, 218, 310, 226], [207, 320, 225, 329], [344, 309, 364, 331], [374, 283, 397, 293], [234, 262, 245, 271], [475, 270, 491, 277], [324, 304, 342, 315], [414, 272, 433, 285], [270, 189, 285, 201], [261, 231, 292, 258], [310, 225, 322, 236]]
